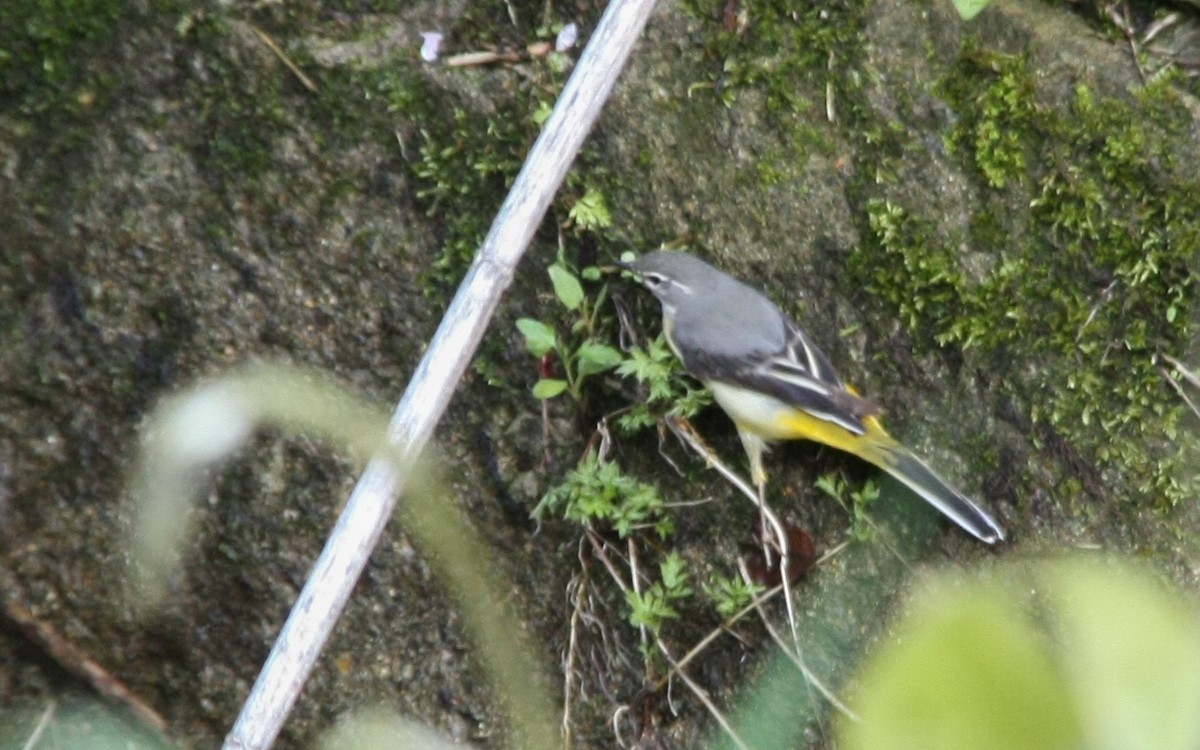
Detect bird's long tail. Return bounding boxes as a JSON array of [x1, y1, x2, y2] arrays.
[[857, 435, 1005, 544]]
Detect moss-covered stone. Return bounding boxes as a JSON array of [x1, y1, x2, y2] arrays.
[[2, 0, 1199, 748]]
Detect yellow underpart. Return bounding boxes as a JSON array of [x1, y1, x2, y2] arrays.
[[707, 380, 901, 478], [766, 409, 897, 463]]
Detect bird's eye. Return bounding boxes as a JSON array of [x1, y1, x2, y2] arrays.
[[643, 272, 666, 289]]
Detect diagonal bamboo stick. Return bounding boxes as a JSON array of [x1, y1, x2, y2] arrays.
[[221, 2, 659, 748]]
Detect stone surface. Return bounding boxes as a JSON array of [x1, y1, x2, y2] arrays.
[[2, 0, 1198, 748]]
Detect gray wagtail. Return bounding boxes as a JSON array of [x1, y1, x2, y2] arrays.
[[621, 250, 1005, 544]]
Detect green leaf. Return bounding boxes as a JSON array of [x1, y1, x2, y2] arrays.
[[532, 379, 568, 399], [568, 188, 613, 231], [533, 452, 669, 539], [952, 0, 991, 21], [659, 553, 691, 595], [548, 264, 584, 311], [576, 341, 622, 377], [1046, 561, 1200, 750], [841, 580, 1082, 750], [703, 573, 765, 618], [516, 318, 556, 356], [531, 100, 553, 126], [625, 585, 678, 632]]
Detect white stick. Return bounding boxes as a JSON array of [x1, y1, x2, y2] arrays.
[[221, 2, 658, 747]]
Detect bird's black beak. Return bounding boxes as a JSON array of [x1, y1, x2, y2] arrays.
[[608, 258, 640, 279]]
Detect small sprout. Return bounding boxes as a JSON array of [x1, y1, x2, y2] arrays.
[[531, 100, 553, 126], [615, 335, 711, 432], [817, 474, 878, 541], [568, 188, 612, 231], [516, 260, 618, 403], [626, 553, 693, 633], [534, 452, 672, 539], [704, 573, 767, 618]]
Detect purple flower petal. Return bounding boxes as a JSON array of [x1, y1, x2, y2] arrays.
[[419, 31, 443, 62], [555, 23, 578, 52]]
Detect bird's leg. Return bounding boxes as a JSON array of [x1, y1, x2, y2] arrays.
[[738, 430, 783, 568]]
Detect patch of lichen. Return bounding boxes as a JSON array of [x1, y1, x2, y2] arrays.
[[850, 50, 1200, 511]]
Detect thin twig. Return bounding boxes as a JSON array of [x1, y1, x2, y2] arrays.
[[2, 592, 166, 732], [628, 536, 650, 666], [582, 539, 744, 747], [1159, 355, 1200, 422], [663, 416, 801, 643], [221, 2, 659, 748], [743, 562, 860, 722], [655, 641, 751, 750], [251, 26, 318, 93], [561, 572, 587, 749], [1161, 352, 1200, 390], [20, 700, 56, 750], [1106, 1, 1149, 84]]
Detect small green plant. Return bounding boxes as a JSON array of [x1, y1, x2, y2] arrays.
[[816, 474, 879, 541], [704, 572, 767, 618], [533, 452, 674, 539], [566, 187, 613, 232], [614, 334, 712, 432], [516, 261, 622, 402], [411, 106, 529, 289], [626, 553, 693, 635]]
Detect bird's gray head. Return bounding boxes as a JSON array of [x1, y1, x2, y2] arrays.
[[620, 251, 720, 310]]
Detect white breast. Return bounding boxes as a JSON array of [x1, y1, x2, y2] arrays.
[[707, 381, 795, 440]]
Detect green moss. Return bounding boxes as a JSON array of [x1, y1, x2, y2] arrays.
[[678, 0, 873, 188], [177, 15, 293, 182], [680, 0, 868, 112], [361, 36, 622, 294], [364, 68, 549, 292], [857, 198, 968, 337], [850, 50, 1200, 511], [937, 50, 1037, 188], [0, 0, 126, 122]]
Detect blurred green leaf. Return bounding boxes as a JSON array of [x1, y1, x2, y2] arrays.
[[532, 378, 568, 399], [567, 187, 612, 231], [548, 263, 584, 311], [952, 0, 991, 20], [841, 560, 1200, 750], [321, 708, 466, 750], [516, 318, 557, 357], [1046, 560, 1200, 750], [841, 579, 1082, 750], [576, 341, 622, 377]]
